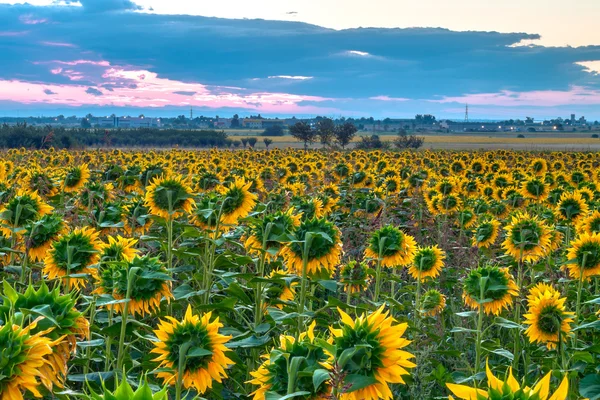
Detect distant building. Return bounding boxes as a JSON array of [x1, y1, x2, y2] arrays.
[[262, 119, 285, 128], [97, 116, 161, 128], [214, 118, 231, 129], [571, 114, 576, 124], [242, 118, 263, 129]]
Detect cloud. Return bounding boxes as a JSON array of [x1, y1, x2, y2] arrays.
[[1, 3, 600, 118], [85, 87, 103, 96], [44, 88, 57, 95], [173, 91, 196, 96]]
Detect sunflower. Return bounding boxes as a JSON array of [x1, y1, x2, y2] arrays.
[[566, 232, 600, 280], [421, 289, 446, 317], [0, 318, 59, 400], [281, 218, 343, 278], [0, 190, 53, 238], [472, 217, 501, 249], [24, 213, 66, 262], [456, 208, 477, 229], [523, 283, 574, 349], [24, 169, 59, 198], [87, 375, 167, 400], [95, 255, 172, 316], [99, 235, 138, 262], [0, 282, 89, 388], [576, 210, 600, 236], [463, 266, 518, 315], [328, 306, 415, 400], [340, 260, 371, 294], [122, 197, 152, 235], [248, 322, 331, 400], [520, 177, 548, 202], [267, 269, 297, 309], [218, 176, 258, 225], [151, 305, 233, 394], [502, 212, 552, 263], [554, 190, 589, 224], [244, 208, 301, 260], [43, 227, 103, 290], [447, 360, 568, 400], [364, 225, 417, 268], [63, 164, 90, 193], [408, 245, 445, 281], [144, 175, 195, 219]]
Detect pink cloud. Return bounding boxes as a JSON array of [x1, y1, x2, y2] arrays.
[[0, 31, 29, 37], [0, 60, 338, 114], [430, 86, 600, 107], [40, 41, 77, 48], [19, 14, 48, 25], [369, 95, 409, 102]]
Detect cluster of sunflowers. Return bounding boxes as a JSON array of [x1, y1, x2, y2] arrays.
[[0, 148, 598, 399]]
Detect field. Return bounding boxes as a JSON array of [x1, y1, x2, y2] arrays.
[[225, 131, 600, 151], [0, 148, 599, 399]]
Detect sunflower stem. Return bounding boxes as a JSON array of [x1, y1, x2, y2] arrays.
[[373, 237, 387, 303], [116, 266, 139, 371], [175, 342, 192, 400], [474, 276, 487, 385], [513, 246, 524, 371], [573, 252, 587, 346], [297, 232, 314, 337]]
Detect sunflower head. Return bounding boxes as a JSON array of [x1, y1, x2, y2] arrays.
[[472, 217, 501, 249], [523, 283, 574, 349], [554, 190, 589, 223], [96, 255, 172, 316], [408, 245, 445, 281], [24, 213, 66, 262], [151, 305, 233, 394], [86, 374, 167, 400], [63, 164, 90, 193], [364, 225, 417, 268], [100, 235, 138, 262], [463, 266, 518, 315], [421, 289, 446, 317], [248, 322, 330, 400], [340, 260, 371, 294], [329, 307, 415, 400], [0, 190, 53, 234], [245, 208, 301, 258], [218, 176, 258, 225], [502, 212, 552, 263], [144, 175, 195, 219], [566, 232, 600, 280]]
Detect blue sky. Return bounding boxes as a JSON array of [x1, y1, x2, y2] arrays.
[[1, 0, 600, 120]]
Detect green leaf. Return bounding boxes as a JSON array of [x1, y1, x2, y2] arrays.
[[455, 311, 477, 318], [343, 374, 379, 393], [494, 317, 523, 330], [579, 374, 600, 400], [265, 391, 311, 400], [489, 348, 514, 361], [187, 347, 213, 358], [313, 369, 330, 391], [317, 280, 338, 293]]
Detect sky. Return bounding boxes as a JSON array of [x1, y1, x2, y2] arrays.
[[1, 0, 600, 120]]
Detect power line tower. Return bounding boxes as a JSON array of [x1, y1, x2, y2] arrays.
[[190, 106, 193, 120], [464, 104, 469, 123]]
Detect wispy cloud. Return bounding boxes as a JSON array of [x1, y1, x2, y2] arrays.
[[267, 75, 313, 80], [40, 41, 77, 47], [370, 95, 409, 102]]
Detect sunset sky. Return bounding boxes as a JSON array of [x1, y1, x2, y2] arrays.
[[1, 0, 600, 119]]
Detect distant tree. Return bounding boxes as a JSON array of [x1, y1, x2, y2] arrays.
[[247, 137, 258, 148], [355, 134, 388, 149], [334, 123, 357, 149], [263, 138, 273, 149], [81, 118, 91, 129], [393, 131, 424, 149], [289, 122, 316, 151], [316, 118, 335, 146], [240, 138, 248, 148], [262, 125, 284, 136], [231, 114, 240, 128]]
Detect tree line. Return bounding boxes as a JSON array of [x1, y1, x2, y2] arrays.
[[0, 124, 230, 149], [289, 120, 358, 150]]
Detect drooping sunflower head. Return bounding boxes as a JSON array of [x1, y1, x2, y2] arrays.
[[291, 197, 324, 220], [281, 217, 342, 278], [520, 177, 548, 202], [554, 190, 589, 223], [63, 164, 90, 193], [24, 213, 66, 262], [329, 306, 415, 400], [472, 217, 501, 249], [43, 227, 103, 290], [248, 322, 330, 400], [447, 360, 569, 400], [0, 317, 57, 398], [24, 169, 59, 198], [421, 289, 446, 317], [566, 232, 600, 280], [529, 157, 549, 176], [502, 212, 552, 263], [244, 208, 301, 259], [95, 255, 172, 316], [100, 235, 138, 262], [86, 374, 168, 400], [151, 305, 233, 394], [0, 190, 53, 237], [364, 225, 417, 268], [144, 175, 195, 219], [456, 208, 477, 229], [523, 283, 574, 349], [340, 260, 371, 294], [576, 210, 600, 236], [266, 269, 298, 309], [463, 266, 519, 315], [122, 196, 152, 235], [408, 245, 446, 281], [218, 176, 258, 225]]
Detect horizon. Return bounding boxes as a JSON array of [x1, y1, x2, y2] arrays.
[[1, 0, 600, 119]]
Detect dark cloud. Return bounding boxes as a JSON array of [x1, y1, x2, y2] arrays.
[[43, 88, 57, 95], [173, 91, 197, 96], [85, 87, 103, 96], [1, 3, 600, 117]]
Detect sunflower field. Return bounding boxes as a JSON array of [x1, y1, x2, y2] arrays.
[[1, 148, 600, 400]]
